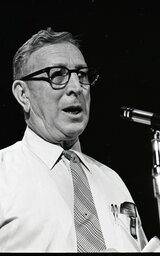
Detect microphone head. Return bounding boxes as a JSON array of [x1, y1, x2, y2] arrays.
[[120, 106, 160, 129], [120, 106, 133, 120]]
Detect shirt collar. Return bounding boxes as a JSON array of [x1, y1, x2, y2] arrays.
[[22, 126, 82, 170], [70, 150, 91, 173]]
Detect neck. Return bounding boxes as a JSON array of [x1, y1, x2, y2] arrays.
[[27, 125, 79, 150], [60, 137, 79, 150]]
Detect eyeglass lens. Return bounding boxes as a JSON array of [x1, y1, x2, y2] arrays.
[[49, 67, 96, 85]]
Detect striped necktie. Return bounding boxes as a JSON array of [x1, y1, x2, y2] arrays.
[[63, 150, 106, 252]]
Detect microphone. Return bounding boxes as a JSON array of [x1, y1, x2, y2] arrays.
[[120, 106, 160, 129]]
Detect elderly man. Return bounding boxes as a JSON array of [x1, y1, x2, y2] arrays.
[[0, 28, 149, 252]]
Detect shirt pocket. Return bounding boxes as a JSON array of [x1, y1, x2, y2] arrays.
[[115, 213, 141, 251]]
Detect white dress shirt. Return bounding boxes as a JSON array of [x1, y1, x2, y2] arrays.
[[0, 127, 147, 252]]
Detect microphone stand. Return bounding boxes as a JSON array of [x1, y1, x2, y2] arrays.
[[151, 129, 160, 224]]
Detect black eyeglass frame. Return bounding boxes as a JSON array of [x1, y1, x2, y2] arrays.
[[19, 66, 99, 89]]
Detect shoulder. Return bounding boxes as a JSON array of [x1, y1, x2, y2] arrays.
[[81, 152, 132, 198], [0, 141, 22, 158], [0, 141, 24, 171], [81, 151, 118, 176]]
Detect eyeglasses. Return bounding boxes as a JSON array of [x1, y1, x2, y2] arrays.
[[20, 66, 99, 89]]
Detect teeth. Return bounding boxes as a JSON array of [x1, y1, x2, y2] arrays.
[[71, 110, 79, 114], [67, 110, 80, 114]]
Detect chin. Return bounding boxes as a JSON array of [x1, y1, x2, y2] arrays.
[[60, 119, 88, 139], [64, 125, 85, 139], [65, 129, 82, 139]]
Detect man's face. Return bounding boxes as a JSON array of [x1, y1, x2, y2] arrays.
[[25, 43, 91, 145]]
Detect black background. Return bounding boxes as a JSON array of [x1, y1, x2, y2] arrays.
[[0, 0, 160, 240]]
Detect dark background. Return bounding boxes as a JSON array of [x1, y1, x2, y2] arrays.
[[0, 0, 160, 240]]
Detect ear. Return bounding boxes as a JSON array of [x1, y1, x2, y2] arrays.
[[12, 80, 30, 113]]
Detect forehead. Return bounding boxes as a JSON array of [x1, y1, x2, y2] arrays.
[[27, 42, 86, 71]]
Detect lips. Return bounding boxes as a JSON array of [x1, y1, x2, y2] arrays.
[[62, 105, 82, 115]]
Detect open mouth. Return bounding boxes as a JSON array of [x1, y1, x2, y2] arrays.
[[63, 106, 82, 115]]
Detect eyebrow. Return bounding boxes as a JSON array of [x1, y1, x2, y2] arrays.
[[75, 64, 88, 69], [51, 63, 88, 69]]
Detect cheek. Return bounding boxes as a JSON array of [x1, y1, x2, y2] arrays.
[[29, 87, 60, 119], [41, 98, 60, 121]]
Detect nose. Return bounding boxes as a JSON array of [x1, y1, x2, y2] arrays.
[[66, 72, 83, 95]]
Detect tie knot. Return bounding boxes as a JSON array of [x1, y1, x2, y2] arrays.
[[63, 150, 79, 162]]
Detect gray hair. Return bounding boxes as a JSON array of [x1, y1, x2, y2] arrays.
[[13, 27, 80, 80]]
